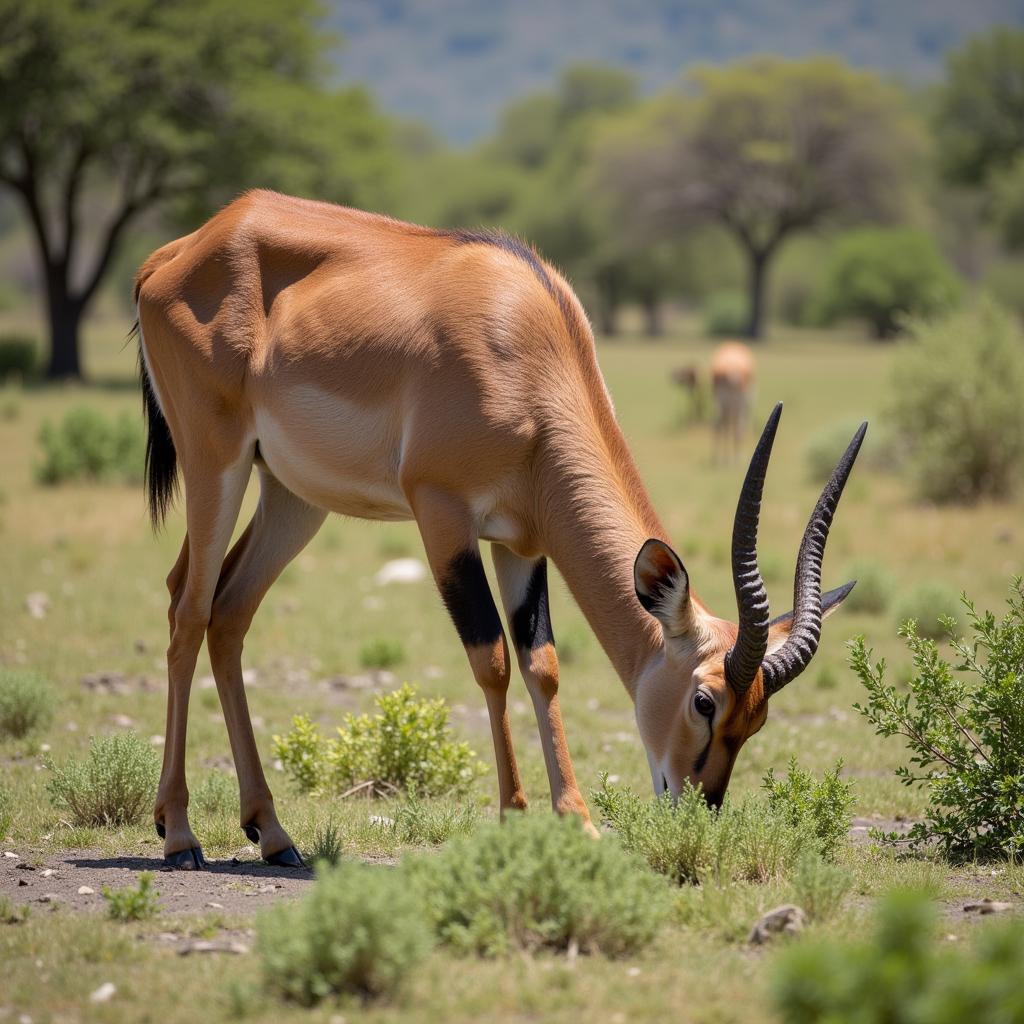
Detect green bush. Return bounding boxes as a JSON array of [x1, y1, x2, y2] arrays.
[[0, 334, 37, 381], [0, 670, 55, 740], [391, 794, 480, 846], [414, 814, 669, 957], [804, 417, 868, 485], [273, 685, 486, 798], [47, 732, 160, 826], [593, 764, 852, 886], [359, 637, 405, 670], [894, 582, 961, 640], [888, 300, 1024, 502], [702, 288, 749, 337], [259, 862, 432, 1004], [190, 771, 236, 816], [814, 227, 960, 338], [0, 778, 12, 841], [851, 579, 1024, 859], [36, 406, 144, 485], [772, 890, 1024, 1023], [789, 851, 852, 923], [842, 559, 896, 615], [103, 873, 160, 921]]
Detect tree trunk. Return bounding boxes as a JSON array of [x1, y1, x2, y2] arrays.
[[595, 266, 622, 337], [745, 248, 769, 340], [44, 272, 84, 380], [642, 294, 664, 338]]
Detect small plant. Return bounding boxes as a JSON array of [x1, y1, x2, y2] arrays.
[[47, 731, 160, 826], [772, 890, 1024, 1024], [762, 758, 855, 859], [789, 851, 852, 923], [0, 670, 55, 740], [273, 685, 486, 798], [0, 334, 37, 381], [0, 895, 30, 925], [0, 778, 12, 842], [851, 579, 1024, 859], [894, 581, 962, 641], [888, 300, 1024, 502], [258, 862, 432, 1004], [359, 637, 405, 670], [103, 872, 160, 921], [308, 819, 344, 866], [36, 406, 144, 485], [191, 770, 237, 816], [392, 794, 480, 845], [842, 559, 896, 615], [702, 288, 749, 337], [414, 814, 669, 957]]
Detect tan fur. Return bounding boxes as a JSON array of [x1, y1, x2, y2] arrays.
[[137, 192, 803, 857], [710, 341, 756, 461]]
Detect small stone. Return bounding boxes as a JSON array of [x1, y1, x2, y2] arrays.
[[374, 558, 426, 586], [150, 735, 165, 746], [40, 869, 55, 878], [179, 940, 249, 956], [89, 983, 116, 1004], [25, 592, 50, 619], [369, 815, 395, 828], [257, 884, 277, 894], [157, 932, 179, 943], [748, 904, 806, 944], [111, 714, 134, 728], [206, 901, 224, 909], [964, 899, 1014, 915], [77, 886, 94, 895], [3, 851, 19, 859], [627, 966, 642, 977], [37, 893, 59, 904], [18, 878, 28, 887]]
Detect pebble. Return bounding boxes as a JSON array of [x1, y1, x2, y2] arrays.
[[369, 815, 395, 828], [964, 899, 1014, 915], [40, 869, 55, 878], [89, 983, 116, 1004], [77, 886, 95, 895], [37, 894, 59, 904], [748, 904, 806, 944], [374, 557, 427, 585], [179, 940, 250, 956], [3, 852, 19, 859], [206, 901, 224, 909]]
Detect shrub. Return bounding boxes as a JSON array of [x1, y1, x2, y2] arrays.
[[789, 851, 852, 923], [414, 814, 669, 957], [842, 559, 896, 615], [258, 862, 432, 1004], [0, 334, 37, 381], [307, 819, 344, 867], [359, 637, 405, 670], [0, 670, 55, 739], [191, 771, 236, 816], [814, 227, 960, 338], [36, 406, 144, 485], [0, 778, 12, 841], [888, 300, 1024, 502], [772, 890, 1024, 1024], [804, 418, 869, 485], [702, 289, 749, 337], [273, 685, 486, 798], [894, 582, 961, 640], [850, 579, 1024, 859], [47, 732, 159, 826], [391, 794, 480, 846], [762, 758, 855, 860], [103, 873, 160, 921]]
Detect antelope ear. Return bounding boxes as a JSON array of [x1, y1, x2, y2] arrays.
[[634, 539, 696, 636], [766, 580, 857, 652]]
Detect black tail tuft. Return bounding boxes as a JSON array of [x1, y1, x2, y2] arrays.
[[133, 321, 178, 530]]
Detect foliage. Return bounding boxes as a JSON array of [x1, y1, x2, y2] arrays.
[[702, 289, 749, 338], [814, 228, 960, 338], [413, 813, 669, 957], [850, 579, 1024, 859], [190, 771, 236, 817], [258, 862, 432, 1004], [391, 794, 480, 846], [789, 851, 852, 923], [47, 731, 159, 827], [888, 301, 1024, 503], [772, 890, 1024, 1024], [103, 873, 159, 922], [359, 637, 405, 670], [0, 669, 55, 739], [842, 559, 896, 615], [894, 582, 962, 641], [273, 685, 486, 798], [0, 335, 37, 381], [762, 758, 855, 859], [36, 406, 144, 485], [0, 777, 12, 841], [0, 895, 29, 925], [307, 819, 344, 868], [593, 764, 852, 886], [804, 418, 868, 485]]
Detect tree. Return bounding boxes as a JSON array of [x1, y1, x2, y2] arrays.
[[595, 58, 919, 338], [0, 0, 396, 379]]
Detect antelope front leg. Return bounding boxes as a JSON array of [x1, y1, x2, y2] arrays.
[[411, 487, 527, 813], [492, 547, 596, 835]]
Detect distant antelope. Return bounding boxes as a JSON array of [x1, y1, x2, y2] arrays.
[[135, 191, 864, 869], [711, 341, 756, 460]]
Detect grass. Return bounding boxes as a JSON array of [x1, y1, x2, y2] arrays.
[[1, 309, 1021, 1022]]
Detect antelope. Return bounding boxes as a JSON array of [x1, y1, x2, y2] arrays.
[[711, 341, 756, 461], [134, 190, 864, 869]]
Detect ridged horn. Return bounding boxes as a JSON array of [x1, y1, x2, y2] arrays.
[[723, 403, 783, 697], [761, 423, 867, 695]]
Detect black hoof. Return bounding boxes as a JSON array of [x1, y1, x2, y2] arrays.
[[265, 845, 306, 869], [155, 821, 166, 839], [163, 846, 207, 871]]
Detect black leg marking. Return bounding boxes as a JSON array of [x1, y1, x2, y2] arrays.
[[439, 551, 504, 647], [510, 558, 555, 651]]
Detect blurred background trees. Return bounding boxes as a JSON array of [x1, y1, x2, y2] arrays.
[[1, 5, 1023, 378]]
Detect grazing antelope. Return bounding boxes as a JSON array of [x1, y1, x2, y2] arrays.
[[711, 341, 756, 461], [135, 191, 864, 869]]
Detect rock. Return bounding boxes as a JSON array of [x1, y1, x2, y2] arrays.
[[178, 940, 250, 956], [374, 558, 426, 586], [25, 592, 50, 619], [206, 901, 224, 909], [80, 670, 131, 695], [748, 904, 806, 944], [964, 899, 1014, 915], [77, 886, 95, 895], [40, 869, 54, 878], [150, 734, 165, 746], [369, 815, 395, 828], [111, 714, 134, 728], [37, 894, 59, 904], [89, 983, 116, 1004]]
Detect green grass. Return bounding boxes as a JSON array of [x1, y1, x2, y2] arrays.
[[1, 309, 1021, 1023]]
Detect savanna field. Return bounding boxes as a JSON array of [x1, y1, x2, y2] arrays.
[[1, 313, 1022, 1023]]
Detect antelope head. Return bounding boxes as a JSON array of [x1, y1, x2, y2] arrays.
[[632, 403, 866, 807]]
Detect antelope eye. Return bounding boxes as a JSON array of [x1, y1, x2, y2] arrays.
[[694, 690, 715, 719]]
